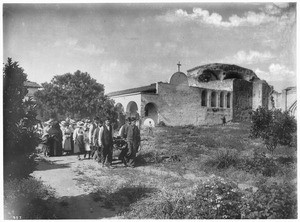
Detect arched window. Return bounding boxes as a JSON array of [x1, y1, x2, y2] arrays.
[[201, 90, 207, 106], [226, 93, 231, 108], [220, 92, 224, 108], [211, 91, 217, 107]]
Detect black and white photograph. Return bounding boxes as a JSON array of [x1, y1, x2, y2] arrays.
[[2, 1, 298, 219]]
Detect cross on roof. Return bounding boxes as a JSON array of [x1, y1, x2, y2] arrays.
[[177, 61, 181, 72]]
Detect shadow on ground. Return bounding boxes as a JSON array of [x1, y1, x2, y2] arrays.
[[52, 186, 157, 219], [34, 160, 71, 171]]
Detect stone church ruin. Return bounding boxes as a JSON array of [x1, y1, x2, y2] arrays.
[[107, 63, 296, 127]]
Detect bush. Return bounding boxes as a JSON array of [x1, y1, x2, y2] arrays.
[[250, 107, 297, 153], [241, 181, 297, 219], [4, 178, 58, 219], [123, 176, 244, 219], [205, 148, 239, 169], [236, 151, 279, 177], [193, 176, 243, 219]]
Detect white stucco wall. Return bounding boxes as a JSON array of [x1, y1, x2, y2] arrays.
[[110, 93, 142, 116]]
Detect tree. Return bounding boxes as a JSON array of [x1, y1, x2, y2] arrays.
[[3, 58, 39, 179], [34, 70, 118, 123], [250, 107, 297, 154]]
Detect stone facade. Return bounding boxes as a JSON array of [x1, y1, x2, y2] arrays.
[[107, 63, 295, 126]]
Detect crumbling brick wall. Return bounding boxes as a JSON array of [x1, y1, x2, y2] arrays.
[[232, 79, 253, 122]]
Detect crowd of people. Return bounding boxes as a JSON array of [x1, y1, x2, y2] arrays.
[[40, 116, 141, 168]]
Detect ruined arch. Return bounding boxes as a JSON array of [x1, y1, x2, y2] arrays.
[[223, 72, 243, 80], [144, 102, 158, 124], [226, 93, 231, 108], [201, 90, 207, 106], [211, 91, 217, 107], [220, 92, 224, 108], [126, 101, 139, 119], [198, 70, 218, 82]]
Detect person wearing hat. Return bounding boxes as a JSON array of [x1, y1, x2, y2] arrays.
[[83, 124, 92, 159], [118, 117, 131, 166], [48, 121, 63, 156], [41, 124, 51, 157], [90, 117, 101, 161], [69, 119, 76, 154], [124, 117, 141, 168], [98, 117, 114, 168], [73, 121, 85, 160], [61, 121, 72, 155]]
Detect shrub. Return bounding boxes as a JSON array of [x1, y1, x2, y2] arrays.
[[250, 107, 297, 154], [205, 148, 239, 169], [236, 151, 279, 177], [193, 176, 243, 219], [4, 178, 58, 219], [241, 181, 297, 219]]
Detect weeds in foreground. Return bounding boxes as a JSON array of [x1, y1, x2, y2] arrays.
[[4, 177, 59, 219], [122, 176, 297, 219]]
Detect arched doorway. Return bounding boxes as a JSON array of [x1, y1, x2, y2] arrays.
[[115, 103, 125, 129], [144, 103, 158, 125], [126, 101, 139, 119]]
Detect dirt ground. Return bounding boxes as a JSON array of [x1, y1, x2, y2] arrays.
[[31, 151, 257, 219], [32, 155, 121, 219]]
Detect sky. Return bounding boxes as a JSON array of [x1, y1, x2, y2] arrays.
[[3, 1, 297, 93]]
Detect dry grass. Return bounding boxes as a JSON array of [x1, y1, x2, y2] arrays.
[[72, 123, 296, 218]]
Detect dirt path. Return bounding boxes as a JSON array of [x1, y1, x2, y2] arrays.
[[32, 155, 118, 219], [31, 152, 257, 219]]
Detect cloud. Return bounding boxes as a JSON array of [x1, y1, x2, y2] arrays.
[[273, 2, 290, 9], [222, 50, 274, 65], [255, 63, 295, 86], [158, 4, 293, 27], [263, 3, 283, 15]]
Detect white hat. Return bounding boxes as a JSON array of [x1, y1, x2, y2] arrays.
[[77, 121, 84, 127]]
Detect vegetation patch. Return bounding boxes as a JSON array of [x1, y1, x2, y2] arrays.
[[4, 178, 60, 219]]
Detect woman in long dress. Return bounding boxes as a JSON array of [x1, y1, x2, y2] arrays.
[[62, 122, 72, 155], [83, 124, 91, 159], [73, 121, 85, 160]]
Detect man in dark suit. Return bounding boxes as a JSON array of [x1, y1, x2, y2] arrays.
[[124, 117, 141, 168], [99, 118, 114, 168]]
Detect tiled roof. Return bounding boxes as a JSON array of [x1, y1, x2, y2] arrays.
[[24, 81, 42, 88], [107, 83, 156, 97]]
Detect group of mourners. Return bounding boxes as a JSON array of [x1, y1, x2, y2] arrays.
[[40, 116, 141, 168]]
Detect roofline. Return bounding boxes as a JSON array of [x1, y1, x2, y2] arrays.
[[106, 83, 156, 97], [187, 63, 252, 73]]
